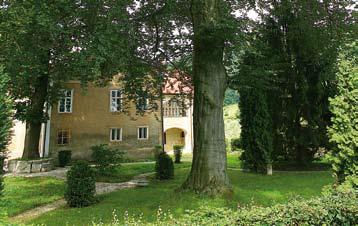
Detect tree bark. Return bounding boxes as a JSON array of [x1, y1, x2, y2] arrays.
[[182, 0, 231, 194], [22, 75, 49, 159]]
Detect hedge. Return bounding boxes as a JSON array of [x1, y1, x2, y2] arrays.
[[94, 186, 357, 225]]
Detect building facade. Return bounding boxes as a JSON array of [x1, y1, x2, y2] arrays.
[[8, 78, 193, 161]]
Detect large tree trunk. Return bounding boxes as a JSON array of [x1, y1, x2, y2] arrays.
[[22, 75, 49, 159], [182, 0, 230, 194]]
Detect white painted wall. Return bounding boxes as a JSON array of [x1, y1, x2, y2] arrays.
[[163, 95, 193, 153]]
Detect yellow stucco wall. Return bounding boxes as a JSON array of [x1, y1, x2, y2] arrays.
[[49, 81, 162, 161]]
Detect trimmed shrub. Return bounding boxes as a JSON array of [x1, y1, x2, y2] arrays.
[[230, 138, 241, 152], [58, 150, 72, 167], [153, 145, 163, 160], [155, 152, 174, 180], [91, 144, 124, 175], [173, 145, 183, 163], [65, 161, 96, 208]]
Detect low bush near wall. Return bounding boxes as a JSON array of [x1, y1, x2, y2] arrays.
[[94, 186, 357, 225], [58, 150, 72, 167], [65, 161, 97, 208]]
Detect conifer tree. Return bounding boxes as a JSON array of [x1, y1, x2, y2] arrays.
[[240, 88, 273, 174], [0, 66, 13, 196], [327, 42, 358, 187]]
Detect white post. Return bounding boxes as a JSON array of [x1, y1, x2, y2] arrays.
[[44, 107, 51, 157]]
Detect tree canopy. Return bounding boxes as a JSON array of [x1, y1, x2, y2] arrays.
[[0, 0, 131, 158]]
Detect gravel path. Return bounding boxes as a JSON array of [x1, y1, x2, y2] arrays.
[[9, 172, 152, 223]]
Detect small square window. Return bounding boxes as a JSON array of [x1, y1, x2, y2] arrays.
[[57, 129, 70, 145], [138, 127, 148, 140], [110, 128, 122, 141]]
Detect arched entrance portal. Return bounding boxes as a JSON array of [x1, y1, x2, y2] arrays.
[[164, 128, 185, 152]]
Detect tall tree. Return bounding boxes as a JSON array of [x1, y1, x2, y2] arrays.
[[240, 88, 274, 174], [0, 0, 130, 158], [327, 42, 358, 187], [123, 0, 249, 194], [232, 0, 355, 164]]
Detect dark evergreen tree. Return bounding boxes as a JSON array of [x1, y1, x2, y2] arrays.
[[0, 66, 12, 157], [240, 87, 273, 174], [233, 0, 354, 165], [0, 66, 13, 196]]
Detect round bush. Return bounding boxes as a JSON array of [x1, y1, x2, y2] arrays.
[[65, 161, 96, 207], [155, 152, 174, 180], [58, 150, 72, 167]]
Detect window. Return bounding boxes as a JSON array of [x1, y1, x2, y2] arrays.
[[110, 128, 122, 141], [136, 97, 149, 111], [58, 90, 73, 113], [110, 90, 122, 112], [57, 129, 70, 145], [138, 127, 148, 140]]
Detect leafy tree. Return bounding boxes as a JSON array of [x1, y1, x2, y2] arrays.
[[122, 0, 249, 194], [327, 42, 358, 187], [0, 0, 130, 158]]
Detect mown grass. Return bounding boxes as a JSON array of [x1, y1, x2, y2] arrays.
[[1, 177, 64, 217], [96, 160, 192, 183], [29, 167, 333, 226]]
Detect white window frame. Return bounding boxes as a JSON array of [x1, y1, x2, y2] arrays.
[[110, 89, 122, 112], [58, 89, 73, 113], [57, 129, 70, 145], [110, 128, 122, 142], [137, 126, 149, 140]]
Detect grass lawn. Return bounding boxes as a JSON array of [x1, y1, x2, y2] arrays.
[[1, 177, 64, 217], [29, 167, 333, 226], [96, 161, 192, 182]]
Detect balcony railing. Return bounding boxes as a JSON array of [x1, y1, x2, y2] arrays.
[[163, 106, 187, 117]]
